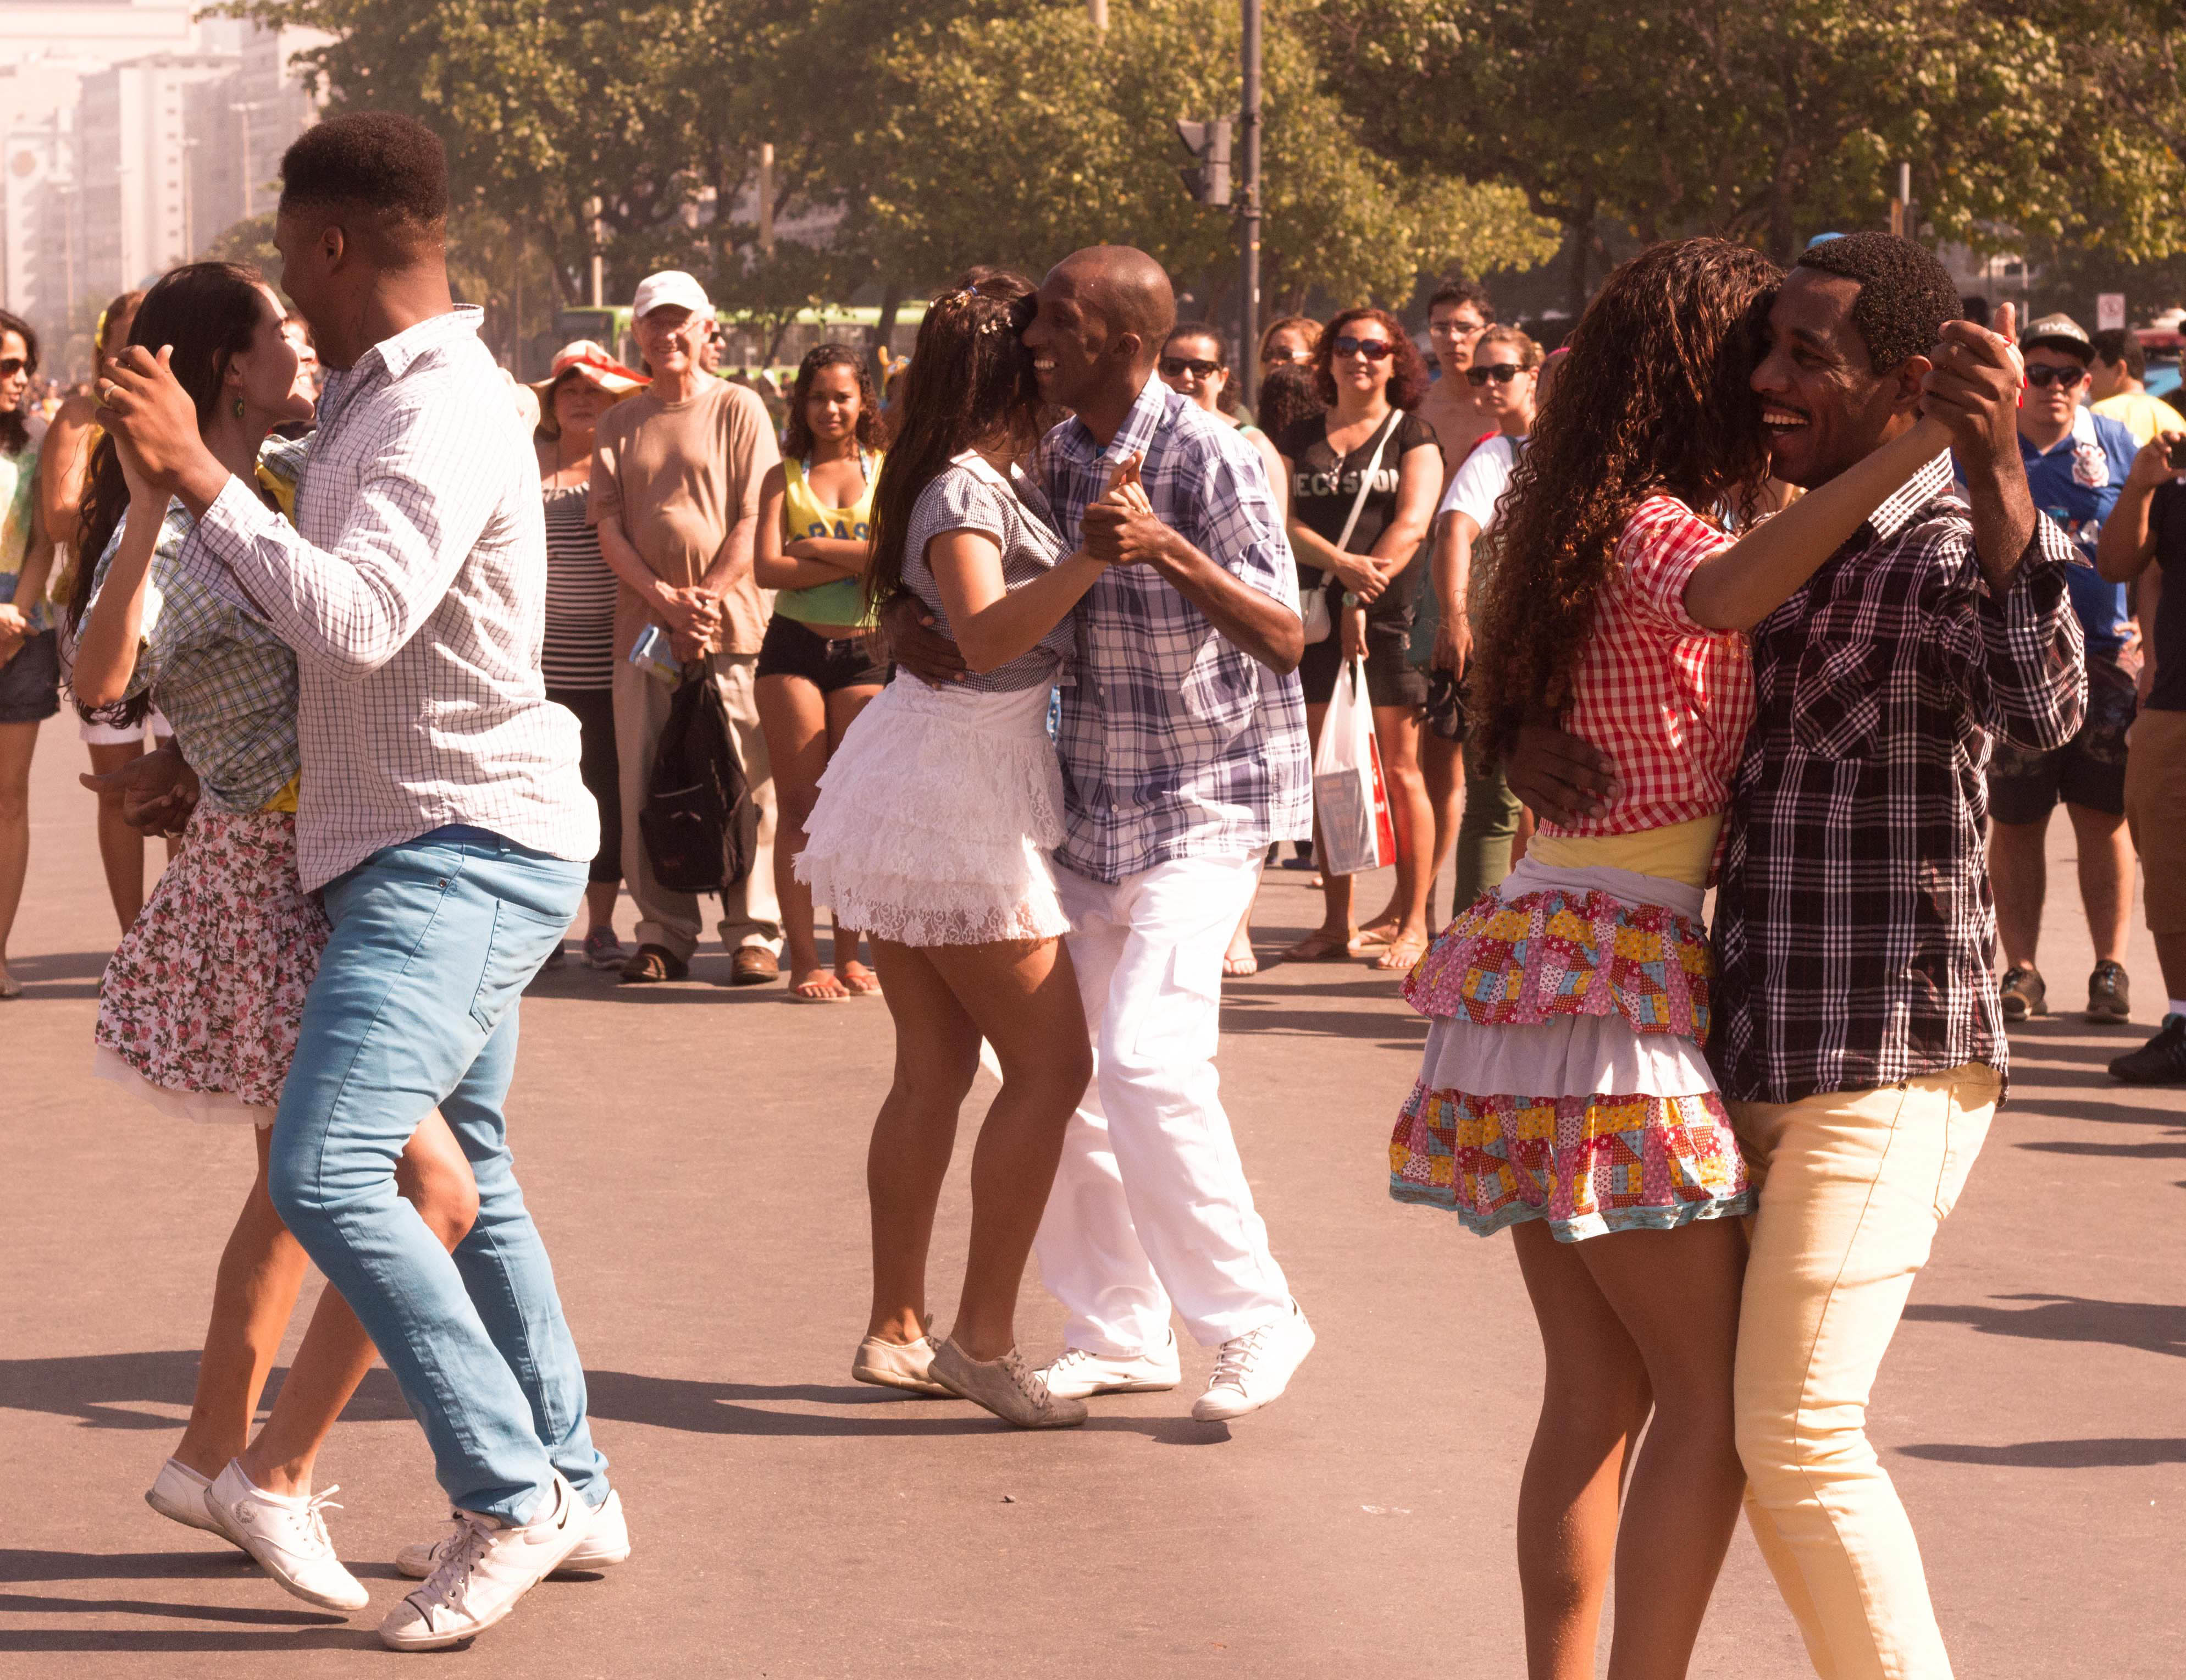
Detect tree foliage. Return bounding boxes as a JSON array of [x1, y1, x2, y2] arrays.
[[228, 0, 1555, 336], [1307, 0, 2186, 307]]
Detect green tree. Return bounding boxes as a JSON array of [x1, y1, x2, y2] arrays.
[[1307, 0, 2186, 308], [842, 0, 1556, 317]]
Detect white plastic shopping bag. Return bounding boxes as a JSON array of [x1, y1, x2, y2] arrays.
[[1311, 655, 1395, 876]]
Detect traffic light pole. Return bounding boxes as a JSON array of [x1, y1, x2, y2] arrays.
[[1238, 0, 1262, 407]]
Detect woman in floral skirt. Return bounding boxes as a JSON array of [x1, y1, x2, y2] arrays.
[[70, 263, 482, 1614], [1388, 239, 1955, 1680]]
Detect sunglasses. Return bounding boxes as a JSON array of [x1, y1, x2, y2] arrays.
[[2023, 364, 2086, 390], [1465, 363, 1526, 386], [0, 357, 32, 379], [1332, 335, 1393, 361], [1160, 356, 1222, 379]]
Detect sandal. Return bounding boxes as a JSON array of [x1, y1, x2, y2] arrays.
[[1372, 935, 1429, 973], [792, 970, 851, 1003], [1223, 949, 1260, 978], [837, 961, 882, 996], [1282, 927, 1357, 963]]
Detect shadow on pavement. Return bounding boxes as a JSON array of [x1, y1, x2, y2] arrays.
[[584, 1369, 1231, 1444], [0, 1549, 404, 1584], [2016, 1136, 2186, 1158], [0, 1354, 1233, 1446], [1896, 1437, 2186, 1468], [3, 949, 108, 1000], [1901, 1293, 2186, 1357]]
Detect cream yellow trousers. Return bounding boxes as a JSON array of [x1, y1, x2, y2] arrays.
[[1727, 1063, 2000, 1680]]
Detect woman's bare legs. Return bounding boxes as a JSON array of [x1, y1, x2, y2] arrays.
[[1286, 700, 1356, 957], [1509, 1216, 1748, 1680], [1365, 704, 1434, 965], [920, 938, 1092, 1359], [1224, 861, 1265, 977], [864, 940, 983, 1345], [170, 1125, 311, 1479], [824, 683, 882, 993], [757, 672, 843, 999], [0, 720, 37, 993], [235, 1109, 479, 1496], [1419, 731, 1463, 930], [86, 736, 149, 932]]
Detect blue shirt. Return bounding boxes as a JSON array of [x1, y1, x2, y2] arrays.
[[2018, 407, 2138, 657], [1037, 377, 1311, 883]]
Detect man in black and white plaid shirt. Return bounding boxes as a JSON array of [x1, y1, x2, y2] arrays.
[[1514, 235, 2083, 1678]]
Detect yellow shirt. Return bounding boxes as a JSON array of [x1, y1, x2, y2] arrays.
[[2092, 391, 2186, 447]]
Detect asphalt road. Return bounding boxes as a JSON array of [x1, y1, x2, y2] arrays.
[[3, 708, 2180, 1677]]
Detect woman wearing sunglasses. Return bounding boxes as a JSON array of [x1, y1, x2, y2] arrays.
[[1428, 326, 1545, 914], [1158, 323, 1292, 978], [1275, 306, 1441, 970], [0, 307, 54, 1000]]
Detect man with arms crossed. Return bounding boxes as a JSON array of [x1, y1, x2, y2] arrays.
[[99, 113, 624, 1651], [1512, 235, 2083, 1678], [895, 247, 1316, 1419]]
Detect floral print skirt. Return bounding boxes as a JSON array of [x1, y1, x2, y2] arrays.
[[93, 804, 328, 1125]]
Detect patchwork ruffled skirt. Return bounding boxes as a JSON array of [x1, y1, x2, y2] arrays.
[[796, 676, 1071, 948], [1388, 857, 1753, 1242], [93, 803, 329, 1127]]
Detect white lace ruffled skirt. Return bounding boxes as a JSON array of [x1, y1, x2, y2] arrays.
[[796, 677, 1070, 947]]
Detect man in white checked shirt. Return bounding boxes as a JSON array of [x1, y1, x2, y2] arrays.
[[892, 248, 1318, 1421], [99, 114, 622, 1651]]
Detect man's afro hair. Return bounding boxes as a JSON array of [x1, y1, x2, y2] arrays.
[[1794, 233, 1961, 372]]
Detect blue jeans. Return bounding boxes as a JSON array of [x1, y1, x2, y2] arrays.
[[268, 826, 602, 1523]]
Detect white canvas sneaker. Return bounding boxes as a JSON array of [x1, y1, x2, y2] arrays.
[[1037, 1331, 1182, 1400], [397, 1485, 629, 1579], [145, 1457, 244, 1551], [378, 1471, 593, 1651], [203, 1460, 370, 1612], [1192, 1301, 1315, 1422]]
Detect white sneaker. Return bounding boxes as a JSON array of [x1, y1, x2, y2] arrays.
[[203, 1460, 370, 1612], [1192, 1302, 1315, 1422], [146, 1457, 245, 1551], [1038, 1331, 1182, 1400], [378, 1471, 593, 1651], [396, 1485, 629, 1579]]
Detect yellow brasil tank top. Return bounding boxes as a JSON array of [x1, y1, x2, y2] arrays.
[[774, 451, 878, 629]]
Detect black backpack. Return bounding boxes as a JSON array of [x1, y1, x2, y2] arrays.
[[639, 666, 754, 894]]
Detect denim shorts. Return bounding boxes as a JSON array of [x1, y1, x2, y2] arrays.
[[0, 629, 61, 726]]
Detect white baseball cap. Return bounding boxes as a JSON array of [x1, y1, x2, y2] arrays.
[[632, 269, 712, 322]]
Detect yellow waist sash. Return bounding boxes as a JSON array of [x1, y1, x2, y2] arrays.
[[261, 775, 299, 815], [1524, 813, 1722, 891]]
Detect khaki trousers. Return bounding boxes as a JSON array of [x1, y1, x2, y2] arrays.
[[1727, 1063, 2000, 1680], [612, 651, 780, 961]]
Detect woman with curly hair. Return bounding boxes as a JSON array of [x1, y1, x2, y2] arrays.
[[1388, 238, 1952, 1679], [1275, 305, 1441, 969], [754, 342, 888, 1000]]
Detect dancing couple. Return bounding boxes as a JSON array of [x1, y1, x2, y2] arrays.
[[799, 249, 1316, 1427], [93, 113, 625, 1650], [1394, 234, 2082, 1678]]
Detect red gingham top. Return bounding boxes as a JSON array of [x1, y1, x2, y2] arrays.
[[1547, 495, 1755, 838]]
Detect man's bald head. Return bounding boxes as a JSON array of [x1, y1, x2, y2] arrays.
[[1051, 246, 1176, 371]]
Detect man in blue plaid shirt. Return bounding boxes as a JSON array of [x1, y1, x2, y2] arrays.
[[894, 248, 1315, 1421]]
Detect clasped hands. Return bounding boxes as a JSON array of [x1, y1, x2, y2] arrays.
[[653, 583, 724, 663], [1916, 301, 2025, 465], [1079, 453, 1161, 566]]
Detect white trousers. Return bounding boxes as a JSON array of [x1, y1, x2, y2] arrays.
[[1032, 853, 1292, 1355]]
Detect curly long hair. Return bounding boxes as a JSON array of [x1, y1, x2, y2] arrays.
[[1469, 238, 1779, 767], [1313, 306, 1428, 410], [781, 341, 879, 460], [864, 274, 1039, 616]]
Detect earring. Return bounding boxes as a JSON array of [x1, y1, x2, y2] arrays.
[[233, 396, 246, 418]]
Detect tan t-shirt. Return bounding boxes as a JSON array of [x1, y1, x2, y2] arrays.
[[589, 379, 781, 656]]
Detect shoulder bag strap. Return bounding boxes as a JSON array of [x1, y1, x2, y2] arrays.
[[1332, 409, 1405, 555]]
